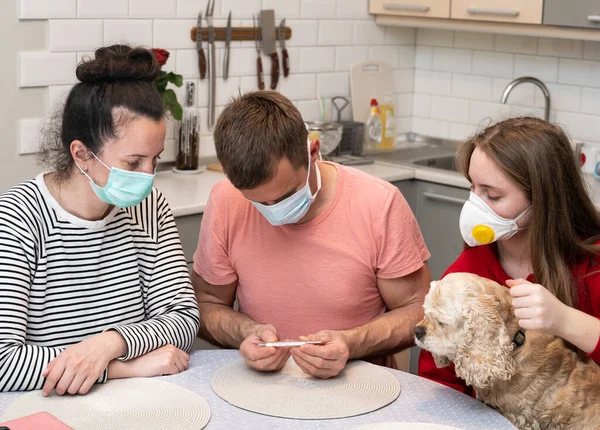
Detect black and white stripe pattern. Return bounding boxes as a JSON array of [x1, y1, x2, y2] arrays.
[[0, 174, 199, 392]]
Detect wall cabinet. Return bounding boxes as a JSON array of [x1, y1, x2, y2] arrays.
[[543, 0, 600, 29], [369, 0, 450, 19], [451, 0, 543, 24]]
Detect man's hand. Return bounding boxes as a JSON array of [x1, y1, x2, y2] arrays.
[[108, 345, 190, 379], [291, 330, 349, 379], [239, 324, 290, 372]]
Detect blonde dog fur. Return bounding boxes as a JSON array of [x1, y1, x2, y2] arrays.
[[414, 272, 600, 430]]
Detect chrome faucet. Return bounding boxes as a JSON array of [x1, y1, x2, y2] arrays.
[[500, 77, 551, 122]]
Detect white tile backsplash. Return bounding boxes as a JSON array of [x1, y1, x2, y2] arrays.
[[16, 0, 600, 163], [537, 38, 583, 59], [494, 34, 537, 54], [317, 72, 350, 98], [335, 46, 369, 72], [49, 20, 103, 52], [514, 55, 558, 83], [77, 0, 127, 18], [18, 119, 43, 155], [472, 51, 514, 78], [130, 0, 176, 18], [580, 87, 600, 116], [432, 47, 472, 74], [301, 0, 335, 19], [414, 70, 452, 96], [336, 0, 370, 19], [298, 47, 335, 73], [20, 52, 77, 87], [104, 19, 153, 46], [48, 85, 74, 110], [19, 0, 75, 19], [353, 21, 386, 45], [319, 21, 353, 46], [284, 20, 318, 47], [453, 31, 494, 51], [153, 19, 196, 49], [451, 74, 492, 101], [416, 28, 453, 47]]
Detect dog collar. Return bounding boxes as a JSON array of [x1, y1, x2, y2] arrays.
[[512, 329, 526, 350]]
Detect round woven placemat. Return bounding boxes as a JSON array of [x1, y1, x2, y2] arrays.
[[352, 423, 464, 430], [1, 378, 210, 430], [211, 358, 401, 420]]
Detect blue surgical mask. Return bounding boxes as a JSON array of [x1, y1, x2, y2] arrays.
[[77, 152, 155, 208], [251, 141, 322, 226]]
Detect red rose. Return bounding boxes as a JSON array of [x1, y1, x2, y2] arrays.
[[152, 48, 170, 67]]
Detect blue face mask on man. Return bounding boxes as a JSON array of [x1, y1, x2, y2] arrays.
[[251, 140, 322, 226], [77, 152, 155, 208]]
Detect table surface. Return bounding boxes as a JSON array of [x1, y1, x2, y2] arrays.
[[0, 350, 516, 430]]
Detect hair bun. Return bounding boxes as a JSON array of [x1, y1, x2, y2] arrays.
[[76, 45, 160, 84]]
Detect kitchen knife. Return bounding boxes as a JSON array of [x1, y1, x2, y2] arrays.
[[278, 19, 289, 78], [260, 9, 279, 90], [223, 11, 232, 80], [196, 11, 206, 79]]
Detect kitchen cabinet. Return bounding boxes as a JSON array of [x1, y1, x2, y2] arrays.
[[451, 0, 543, 24], [543, 0, 600, 29], [416, 181, 468, 280], [369, 0, 451, 19], [394, 180, 419, 215], [394, 180, 468, 375], [175, 213, 203, 263]]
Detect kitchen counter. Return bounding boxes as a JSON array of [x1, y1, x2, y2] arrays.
[[155, 162, 415, 217], [156, 151, 600, 218]]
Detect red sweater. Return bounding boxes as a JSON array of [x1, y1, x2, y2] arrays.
[[418, 244, 600, 396]]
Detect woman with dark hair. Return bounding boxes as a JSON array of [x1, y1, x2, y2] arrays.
[[419, 116, 600, 395], [0, 45, 199, 395]]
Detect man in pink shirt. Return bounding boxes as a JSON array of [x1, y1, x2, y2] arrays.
[[193, 91, 431, 378]]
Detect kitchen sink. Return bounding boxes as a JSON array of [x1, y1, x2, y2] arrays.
[[411, 155, 457, 172]]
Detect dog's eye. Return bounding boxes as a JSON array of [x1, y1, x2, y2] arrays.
[[438, 321, 446, 327]]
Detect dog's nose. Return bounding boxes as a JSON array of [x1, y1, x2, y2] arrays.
[[414, 325, 426, 341]]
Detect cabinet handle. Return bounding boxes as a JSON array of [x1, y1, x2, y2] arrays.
[[588, 15, 600, 23], [423, 192, 467, 206], [466, 8, 519, 17], [383, 3, 430, 12]]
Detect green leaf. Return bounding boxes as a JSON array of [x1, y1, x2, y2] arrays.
[[162, 89, 183, 121], [166, 72, 184, 87]]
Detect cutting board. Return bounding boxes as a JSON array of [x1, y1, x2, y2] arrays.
[[350, 61, 394, 124]]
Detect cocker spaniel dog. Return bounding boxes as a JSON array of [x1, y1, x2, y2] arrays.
[[414, 272, 600, 430]]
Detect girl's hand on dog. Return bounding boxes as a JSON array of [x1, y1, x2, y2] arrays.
[[291, 330, 349, 379], [507, 278, 567, 335]]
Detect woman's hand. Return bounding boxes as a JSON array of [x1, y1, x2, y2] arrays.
[[507, 278, 568, 335], [108, 345, 190, 379], [42, 330, 126, 396]]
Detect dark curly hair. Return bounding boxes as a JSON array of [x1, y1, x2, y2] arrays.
[[38, 45, 164, 180]]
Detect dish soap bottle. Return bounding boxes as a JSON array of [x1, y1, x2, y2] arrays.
[[366, 98, 382, 152], [380, 92, 396, 150]]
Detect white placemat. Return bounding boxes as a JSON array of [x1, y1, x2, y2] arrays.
[[1, 378, 210, 430], [211, 358, 401, 420], [352, 423, 465, 430]]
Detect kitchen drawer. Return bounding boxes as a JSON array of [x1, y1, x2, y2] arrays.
[[543, 0, 600, 29], [451, 0, 543, 24], [369, 0, 450, 19], [175, 213, 203, 264]]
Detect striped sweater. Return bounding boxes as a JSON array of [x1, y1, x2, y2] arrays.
[[0, 173, 200, 392]]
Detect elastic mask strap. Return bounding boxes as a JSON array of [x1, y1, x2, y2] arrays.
[[514, 205, 532, 223]]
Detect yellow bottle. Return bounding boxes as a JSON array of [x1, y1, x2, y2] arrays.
[[379, 92, 396, 150]]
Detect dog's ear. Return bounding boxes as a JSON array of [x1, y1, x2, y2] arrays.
[[453, 292, 515, 389], [432, 353, 450, 368], [429, 280, 439, 292]]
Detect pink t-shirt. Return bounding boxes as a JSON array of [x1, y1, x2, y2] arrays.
[[194, 162, 430, 363]]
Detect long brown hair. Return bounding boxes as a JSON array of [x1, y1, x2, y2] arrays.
[[456, 116, 600, 308]]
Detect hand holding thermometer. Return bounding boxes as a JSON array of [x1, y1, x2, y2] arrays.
[[257, 340, 322, 347]]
